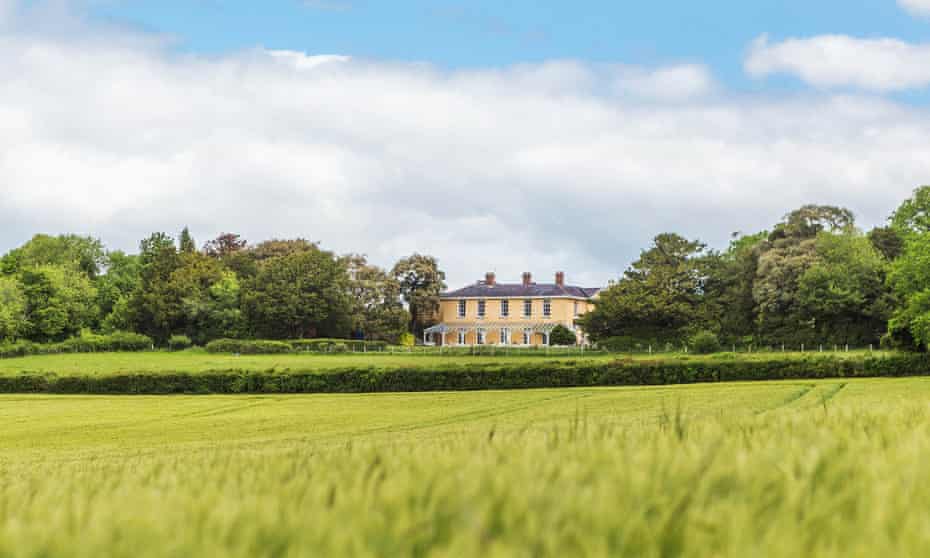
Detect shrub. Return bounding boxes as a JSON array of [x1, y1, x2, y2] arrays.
[[2, 354, 930, 394], [205, 339, 292, 354], [549, 325, 577, 346], [689, 330, 721, 354], [0, 332, 153, 358], [399, 333, 415, 348], [168, 335, 193, 351]]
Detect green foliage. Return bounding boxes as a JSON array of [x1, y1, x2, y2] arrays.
[[20, 266, 98, 342], [168, 335, 193, 351], [0, 331, 152, 358], [399, 332, 415, 347], [868, 226, 904, 261], [549, 325, 577, 346], [344, 254, 409, 343], [392, 254, 446, 338], [179, 227, 197, 254], [0, 353, 927, 394], [0, 234, 105, 279], [580, 233, 707, 343], [95, 251, 141, 329], [689, 330, 721, 354], [205, 338, 388, 354], [241, 248, 352, 339], [129, 232, 181, 344], [891, 185, 930, 235], [0, 276, 26, 342]]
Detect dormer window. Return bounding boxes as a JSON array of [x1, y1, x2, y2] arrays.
[[458, 300, 466, 318]]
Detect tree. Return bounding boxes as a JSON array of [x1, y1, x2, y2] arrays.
[[392, 254, 446, 338], [179, 227, 197, 254], [19, 266, 98, 342], [1, 234, 105, 279], [204, 233, 247, 258], [95, 251, 141, 330], [344, 255, 409, 342], [887, 234, 930, 350], [0, 276, 26, 342], [868, 226, 904, 261], [891, 185, 930, 235], [241, 249, 352, 339], [795, 232, 890, 346], [579, 233, 708, 343], [700, 231, 767, 344], [549, 324, 577, 346], [179, 269, 245, 344], [752, 205, 858, 345], [128, 233, 182, 344]]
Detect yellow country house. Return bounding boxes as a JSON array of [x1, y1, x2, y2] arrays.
[[424, 272, 601, 346]]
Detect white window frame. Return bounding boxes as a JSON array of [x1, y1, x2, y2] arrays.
[[477, 299, 486, 319], [543, 299, 552, 317], [523, 299, 532, 318], [458, 329, 466, 345], [523, 328, 532, 345], [476, 328, 486, 345], [500, 328, 511, 345], [457, 300, 466, 318], [500, 299, 509, 318]]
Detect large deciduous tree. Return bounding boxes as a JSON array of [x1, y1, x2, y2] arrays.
[[392, 254, 446, 338], [241, 249, 352, 339], [344, 255, 409, 342], [19, 266, 98, 342], [580, 233, 708, 344]]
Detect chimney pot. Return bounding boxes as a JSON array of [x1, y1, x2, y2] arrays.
[[555, 271, 565, 287], [522, 272, 532, 286], [485, 272, 496, 286]]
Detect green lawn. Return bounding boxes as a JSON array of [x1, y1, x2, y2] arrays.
[[0, 348, 889, 377], [3, 378, 930, 556]]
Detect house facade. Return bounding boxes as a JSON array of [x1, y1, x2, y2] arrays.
[[424, 272, 600, 346]]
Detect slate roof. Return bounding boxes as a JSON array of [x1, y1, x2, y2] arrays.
[[440, 282, 601, 299]]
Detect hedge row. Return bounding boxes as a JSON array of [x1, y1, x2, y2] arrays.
[[204, 338, 389, 354], [0, 332, 154, 359], [3, 354, 930, 394]]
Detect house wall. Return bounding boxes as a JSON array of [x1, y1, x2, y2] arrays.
[[435, 297, 596, 345]]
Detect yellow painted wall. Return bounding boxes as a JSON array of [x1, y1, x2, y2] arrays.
[[435, 296, 596, 345]]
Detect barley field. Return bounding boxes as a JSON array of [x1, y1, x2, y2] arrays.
[[3, 378, 930, 557]]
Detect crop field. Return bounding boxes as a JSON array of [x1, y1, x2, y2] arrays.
[[0, 348, 886, 377], [4, 378, 930, 557]]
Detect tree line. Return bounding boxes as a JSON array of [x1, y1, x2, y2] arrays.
[[579, 186, 930, 352], [4, 186, 930, 352], [0, 230, 446, 346]]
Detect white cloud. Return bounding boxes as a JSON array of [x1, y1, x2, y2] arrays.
[[745, 34, 930, 92], [613, 64, 715, 100], [899, 0, 930, 17], [1, 8, 929, 289]]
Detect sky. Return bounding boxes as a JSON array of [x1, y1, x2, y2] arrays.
[[2, 0, 930, 288]]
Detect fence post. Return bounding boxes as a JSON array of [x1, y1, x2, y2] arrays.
[[801, 344, 804, 353]]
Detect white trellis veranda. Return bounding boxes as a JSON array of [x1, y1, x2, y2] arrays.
[[423, 322, 563, 346]]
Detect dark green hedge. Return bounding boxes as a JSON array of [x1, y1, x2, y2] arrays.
[[204, 338, 389, 354], [0, 332, 153, 358], [2, 354, 930, 394]]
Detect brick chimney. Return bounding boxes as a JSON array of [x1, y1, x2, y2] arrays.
[[485, 272, 496, 286], [522, 272, 532, 286], [555, 271, 565, 287]]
